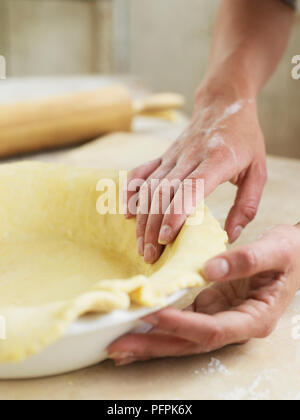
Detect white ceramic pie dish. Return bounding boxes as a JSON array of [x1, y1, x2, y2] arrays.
[[0, 290, 187, 380]]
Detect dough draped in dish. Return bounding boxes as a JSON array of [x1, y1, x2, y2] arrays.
[[0, 162, 227, 363]]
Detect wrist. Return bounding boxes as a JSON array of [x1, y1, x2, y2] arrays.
[[196, 51, 260, 106], [195, 76, 257, 115], [198, 74, 256, 103]]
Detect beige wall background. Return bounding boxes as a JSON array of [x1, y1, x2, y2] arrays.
[[0, 0, 299, 158], [0, 0, 116, 74], [129, 0, 300, 158]]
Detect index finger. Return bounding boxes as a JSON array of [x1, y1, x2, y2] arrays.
[[108, 307, 259, 362], [143, 308, 258, 349], [159, 158, 234, 245], [125, 159, 162, 218]]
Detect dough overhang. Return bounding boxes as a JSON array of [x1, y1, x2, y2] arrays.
[[0, 162, 227, 363]]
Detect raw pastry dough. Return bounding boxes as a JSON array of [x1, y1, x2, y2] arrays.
[[0, 162, 227, 363]]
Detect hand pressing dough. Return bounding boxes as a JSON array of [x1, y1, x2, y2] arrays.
[[0, 162, 227, 363]]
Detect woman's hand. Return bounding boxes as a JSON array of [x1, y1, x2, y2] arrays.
[[109, 224, 300, 366], [126, 85, 267, 264]]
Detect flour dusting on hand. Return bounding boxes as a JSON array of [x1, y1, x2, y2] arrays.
[[200, 100, 244, 138], [206, 134, 238, 165], [207, 135, 225, 151], [223, 100, 244, 119]]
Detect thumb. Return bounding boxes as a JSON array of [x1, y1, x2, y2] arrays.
[[203, 226, 296, 282]]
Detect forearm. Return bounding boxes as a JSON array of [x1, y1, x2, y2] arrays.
[[200, 0, 295, 99]]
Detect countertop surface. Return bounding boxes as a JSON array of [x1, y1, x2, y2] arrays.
[[0, 77, 299, 400]]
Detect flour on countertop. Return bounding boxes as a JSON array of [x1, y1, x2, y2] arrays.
[[220, 376, 270, 401], [219, 369, 277, 401], [294, 392, 300, 401], [195, 357, 231, 377]]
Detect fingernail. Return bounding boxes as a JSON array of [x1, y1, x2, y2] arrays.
[[144, 314, 159, 326], [108, 352, 134, 360], [203, 258, 230, 280], [107, 352, 120, 359], [115, 357, 137, 367], [230, 225, 243, 243], [137, 237, 144, 256], [144, 244, 157, 264], [159, 225, 173, 245]]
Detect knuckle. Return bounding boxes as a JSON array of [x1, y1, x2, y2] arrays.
[[239, 202, 258, 222], [128, 170, 147, 191], [136, 222, 148, 238], [203, 323, 224, 350], [249, 299, 278, 339], [257, 321, 276, 339], [152, 186, 162, 202], [139, 180, 148, 193], [187, 171, 202, 184], [154, 179, 180, 207], [187, 167, 207, 186], [157, 188, 166, 203], [239, 247, 258, 271], [265, 226, 297, 265], [160, 159, 175, 172], [207, 146, 224, 162], [144, 230, 157, 245], [136, 213, 148, 225], [140, 179, 153, 196], [185, 177, 203, 195], [280, 244, 295, 267], [161, 212, 177, 228], [157, 183, 172, 199], [208, 143, 232, 163], [260, 167, 268, 185], [129, 166, 144, 180], [177, 149, 201, 167], [151, 190, 166, 215], [255, 162, 268, 185]]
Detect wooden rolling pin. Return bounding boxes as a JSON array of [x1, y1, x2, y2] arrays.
[[0, 85, 184, 157]]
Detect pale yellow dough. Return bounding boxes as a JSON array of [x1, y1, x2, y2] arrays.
[[0, 162, 227, 363]]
